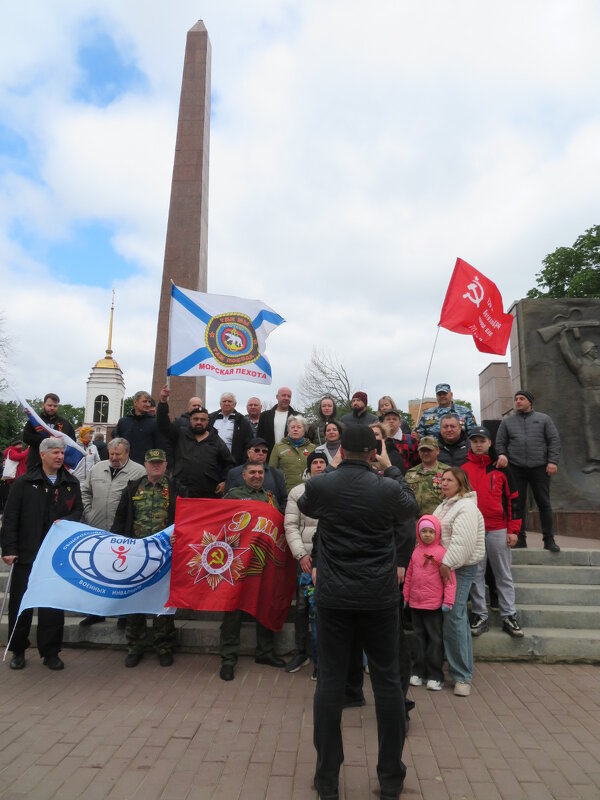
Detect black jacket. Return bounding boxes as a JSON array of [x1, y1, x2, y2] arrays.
[[1, 466, 82, 564], [208, 409, 254, 466], [297, 459, 417, 610], [256, 404, 298, 456], [23, 414, 76, 471], [111, 411, 165, 465], [437, 432, 469, 467], [111, 476, 177, 536], [157, 402, 234, 496]]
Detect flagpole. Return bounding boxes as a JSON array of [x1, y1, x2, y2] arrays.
[[416, 326, 441, 429]]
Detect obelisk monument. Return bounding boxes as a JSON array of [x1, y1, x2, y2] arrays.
[[152, 21, 211, 412]]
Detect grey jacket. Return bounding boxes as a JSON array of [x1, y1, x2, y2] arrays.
[[496, 409, 561, 468], [81, 458, 146, 529]]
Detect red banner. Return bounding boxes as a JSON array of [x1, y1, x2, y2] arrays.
[[168, 498, 296, 631], [438, 258, 513, 355]]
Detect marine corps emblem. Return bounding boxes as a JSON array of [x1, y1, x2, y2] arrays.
[[205, 312, 259, 367]]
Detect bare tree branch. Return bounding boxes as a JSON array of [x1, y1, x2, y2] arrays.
[[297, 347, 355, 410]]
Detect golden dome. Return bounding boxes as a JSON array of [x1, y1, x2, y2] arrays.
[[94, 353, 120, 369]]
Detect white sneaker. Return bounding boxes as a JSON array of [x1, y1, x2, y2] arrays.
[[454, 681, 471, 697], [409, 675, 423, 686], [426, 679, 443, 691]]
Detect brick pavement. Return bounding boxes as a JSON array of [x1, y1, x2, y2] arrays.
[[0, 651, 599, 799]]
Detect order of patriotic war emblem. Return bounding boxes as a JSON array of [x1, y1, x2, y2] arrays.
[[52, 530, 172, 598], [205, 312, 259, 367]]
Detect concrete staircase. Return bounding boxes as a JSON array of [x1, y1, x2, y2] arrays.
[[1, 547, 599, 663], [471, 547, 600, 663]]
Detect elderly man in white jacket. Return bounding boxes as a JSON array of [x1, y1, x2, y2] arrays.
[[79, 437, 146, 627], [284, 451, 328, 676]]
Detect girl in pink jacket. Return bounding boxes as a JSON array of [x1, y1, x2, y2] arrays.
[[404, 514, 456, 690]]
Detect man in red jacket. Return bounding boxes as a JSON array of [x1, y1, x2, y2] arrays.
[[462, 427, 524, 639]]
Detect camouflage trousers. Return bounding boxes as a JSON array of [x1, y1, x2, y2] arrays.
[[125, 614, 176, 656]]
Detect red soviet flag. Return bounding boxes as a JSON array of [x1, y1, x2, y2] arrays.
[[168, 498, 296, 631], [438, 258, 514, 355]]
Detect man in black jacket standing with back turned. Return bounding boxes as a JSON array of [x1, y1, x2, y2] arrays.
[[298, 426, 417, 800]]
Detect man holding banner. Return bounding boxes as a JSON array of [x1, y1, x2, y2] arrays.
[[1, 437, 82, 670], [22, 393, 76, 472]]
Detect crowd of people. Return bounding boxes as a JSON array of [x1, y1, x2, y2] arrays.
[[0, 382, 563, 800]]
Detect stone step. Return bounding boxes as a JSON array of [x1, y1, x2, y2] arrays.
[[511, 549, 600, 567], [471, 627, 600, 663], [509, 603, 600, 629], [511, 564, 600, 585], [514, 582, 600, 605], [3, 618, 599, 665]]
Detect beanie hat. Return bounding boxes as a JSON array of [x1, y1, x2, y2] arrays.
[[341, 425, 376, 453], [515, 389, 534, 404], [79, 425, 94, 441], [352, 391, 368, 405], [417, 514, 441, 538], [307, 451, 328, 472]]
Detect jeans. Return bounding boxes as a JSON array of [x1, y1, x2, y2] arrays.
[[314, 605, 406, 796], [470, 530, 516, 619], [443, 564, 477, 684], [511, 464, 554, 540]]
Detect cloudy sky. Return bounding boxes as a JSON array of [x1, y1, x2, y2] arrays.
[[1, 0, 599, 419]]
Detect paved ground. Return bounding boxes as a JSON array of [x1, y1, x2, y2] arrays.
[[0, 650, 599, 800]]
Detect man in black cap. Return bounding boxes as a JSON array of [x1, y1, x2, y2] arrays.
[[496, 390, 561, 551], [224, 437, 287, 509], [298, 425, 417, 800]]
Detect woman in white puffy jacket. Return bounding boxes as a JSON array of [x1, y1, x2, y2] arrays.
[[283, 451, 328, 676], [433, 466, 485, 698]]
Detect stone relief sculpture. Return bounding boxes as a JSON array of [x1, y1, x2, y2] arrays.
[[538, 308, 600, 474]]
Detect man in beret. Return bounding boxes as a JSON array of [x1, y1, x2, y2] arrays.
[[298, 425, 417, 800], [496, 390, 561, 551]]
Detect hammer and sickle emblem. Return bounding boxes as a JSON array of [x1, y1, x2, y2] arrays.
[[209, 549, 226, 568], [462, 276, 485, 307]]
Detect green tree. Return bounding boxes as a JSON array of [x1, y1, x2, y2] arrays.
[[527, 224, 600, 298], [0, 400, 27, 451], [123, 396, 134, 416], [59, 404, 85, 428]]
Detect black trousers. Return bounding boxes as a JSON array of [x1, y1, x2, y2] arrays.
[[8, 563, 64, 657], [411, 608, 444, 683], [511, 464, 554, 540], [314, 605, 406, 796]]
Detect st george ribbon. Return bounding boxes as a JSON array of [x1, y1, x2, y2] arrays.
[[167, 285, 285, 385]]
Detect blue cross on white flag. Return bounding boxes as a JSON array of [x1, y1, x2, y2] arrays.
[[167, 285, 285, 385]]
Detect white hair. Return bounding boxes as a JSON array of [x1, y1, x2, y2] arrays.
[[287, 414, 307, 432]]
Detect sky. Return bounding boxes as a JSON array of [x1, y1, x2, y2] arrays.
[[1, 0, 599, 420]]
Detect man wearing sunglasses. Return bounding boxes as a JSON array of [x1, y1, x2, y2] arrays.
[[224, 437, 288, 510]]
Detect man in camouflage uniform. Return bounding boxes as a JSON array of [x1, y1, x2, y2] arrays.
[[219, 463, 285, 681], [404, 437, 450, 515], [416, 383, 477, 439], [111, 449, 177, 668]]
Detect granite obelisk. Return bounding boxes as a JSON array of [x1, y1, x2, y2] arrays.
[[152, 21, 211, 412]]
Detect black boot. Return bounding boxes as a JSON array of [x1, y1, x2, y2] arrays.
[[544, 537, 560, 553]]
